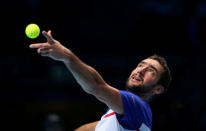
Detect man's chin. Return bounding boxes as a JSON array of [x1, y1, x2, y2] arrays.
[[127, 82, 141, 87], [126, 84, 143, 94], [126, 83, 153, 96]]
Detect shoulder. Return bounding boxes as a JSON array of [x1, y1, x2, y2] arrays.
[[119, 90, 152, 117], [119, 90, 145, 106], [116, 90, 152, 130]]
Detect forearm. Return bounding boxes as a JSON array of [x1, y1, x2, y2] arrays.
[[63, 50, 106, 94]]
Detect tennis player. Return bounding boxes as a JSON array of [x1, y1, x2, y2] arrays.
[[29, 30, 171, 131]]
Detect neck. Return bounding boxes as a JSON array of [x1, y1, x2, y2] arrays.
[[138, 93, 153, 101]]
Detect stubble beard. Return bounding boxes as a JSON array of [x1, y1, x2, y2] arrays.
[[126, 78, 155, 96]]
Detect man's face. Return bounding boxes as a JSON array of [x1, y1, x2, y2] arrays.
[[126, 58, 164, 95]]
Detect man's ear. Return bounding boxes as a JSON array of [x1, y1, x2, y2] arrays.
[[152, 85, 164, 95]]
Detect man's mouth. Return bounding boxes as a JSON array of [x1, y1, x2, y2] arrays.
[[131, 75, 143, 83]]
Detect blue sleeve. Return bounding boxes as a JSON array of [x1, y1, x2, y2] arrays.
[[115, 90, 150, 130]]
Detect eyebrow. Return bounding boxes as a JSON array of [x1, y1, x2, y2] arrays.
[[138, 61, 158, 73]]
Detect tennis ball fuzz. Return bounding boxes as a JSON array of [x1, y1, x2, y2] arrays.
[[25, 24, 40, 39]]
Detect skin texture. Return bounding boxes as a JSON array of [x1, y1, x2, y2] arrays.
[[126, 59, 164, 99], [29, 30, 165, 131]]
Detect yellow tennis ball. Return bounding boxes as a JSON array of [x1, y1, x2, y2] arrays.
[[25, 24, 40, 39]]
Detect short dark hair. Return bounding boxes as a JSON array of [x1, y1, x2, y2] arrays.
[[148, 54, 172, 91]]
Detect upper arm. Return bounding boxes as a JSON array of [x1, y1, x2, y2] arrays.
[[94, 84, 123, 114]]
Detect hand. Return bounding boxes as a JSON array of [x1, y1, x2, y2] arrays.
[[29, 30, 71, 62]]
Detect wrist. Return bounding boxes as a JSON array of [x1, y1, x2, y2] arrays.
[[61, 48, 76, 64], [59, 47, 71, 60]]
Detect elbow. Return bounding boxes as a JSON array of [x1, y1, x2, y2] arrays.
[[83, 85, 99, 95], [83, 83, 105, 96], [84, 88, 96, 95]]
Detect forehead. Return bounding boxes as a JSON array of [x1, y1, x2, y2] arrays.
[[140, 58, 164, 73]]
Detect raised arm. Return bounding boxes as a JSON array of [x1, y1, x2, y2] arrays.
[[29, 30, 123, 114]]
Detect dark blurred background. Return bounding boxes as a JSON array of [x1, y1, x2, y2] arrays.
[[0, 0, 206, 130]]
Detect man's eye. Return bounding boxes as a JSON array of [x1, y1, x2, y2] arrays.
[[138, 64, 143, 67], [147, 68, 154, 72], [148, 68, 153, 71], [148, 69, 156, 75]]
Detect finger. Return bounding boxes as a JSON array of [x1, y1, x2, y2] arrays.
[[30, 43, 44, 49], [37, 47, 52, 54], [37, 47, 54, 54], [37, 48, 41, 54], [29, 43, 51, 48], [42, 30, 55, 44], [40, 52, 50, 57]]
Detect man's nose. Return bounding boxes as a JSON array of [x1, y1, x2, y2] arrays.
[[139, 67, 147, 76]]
